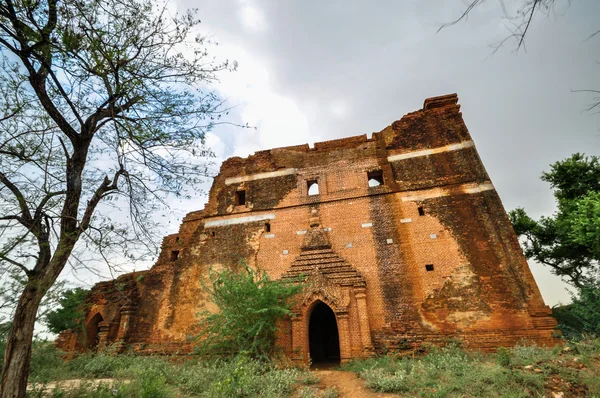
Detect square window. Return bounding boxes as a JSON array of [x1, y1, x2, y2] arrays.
[[425, 264, 434, 271], [170, 250, 180, 261], [307, 179, 319, 195], [367, 170, 384, 187], [235, 190, 246, 206]]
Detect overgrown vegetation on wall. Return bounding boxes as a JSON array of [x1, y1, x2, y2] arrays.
[[196, 263, 302, 359]]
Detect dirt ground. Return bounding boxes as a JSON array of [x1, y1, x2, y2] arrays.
[[314, 369, 397, 398]]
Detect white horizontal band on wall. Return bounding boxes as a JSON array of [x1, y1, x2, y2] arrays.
[[225, 168, 297, 185], [401, 182, 495, 202], [204, 213, 275, 228], [387, 140, 475, 162]]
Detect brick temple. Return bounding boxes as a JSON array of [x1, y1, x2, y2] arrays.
[[57, 94, 558, 363]]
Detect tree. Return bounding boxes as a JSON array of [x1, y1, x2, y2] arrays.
[[44, 287, 89, 335], [0, 270, 67, 334], [552, 282, 600, 339], [0, 0, 233, 395], [509, 153, 600, 287], [197, 263, 302, 360]]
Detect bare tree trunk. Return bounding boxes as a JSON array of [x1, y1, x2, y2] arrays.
[[0, 282, 45, 398]]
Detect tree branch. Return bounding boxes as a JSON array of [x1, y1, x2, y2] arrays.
[[0, 254, 31, 277], [0, 170, 32, 223]]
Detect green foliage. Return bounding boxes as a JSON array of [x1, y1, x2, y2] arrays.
[[197, 263, 302, 359], [495, 347, 511, 367], [2, 333, 66, 381], [18, 338, 600, 398], [1, 0, 235, 392], [508, 153, 600, 287], [343, 342, 600, 397], [511, 153, 600, 337], [553, 283, 600, 338], [26, 346, 302, 398], [297, 371, 320, 385], [44, 288, 90, 334], [28, 341, 69, 383]]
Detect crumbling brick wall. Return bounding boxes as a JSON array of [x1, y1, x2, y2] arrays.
[[58, 94, 558, 360]]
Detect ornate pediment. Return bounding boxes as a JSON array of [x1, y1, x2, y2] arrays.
[[301, 268, 341, 307], [282, 208, 366, 288]]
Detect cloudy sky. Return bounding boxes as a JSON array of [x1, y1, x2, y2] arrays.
[[174, 0, 599, 306], [64, 0, 598, 306]]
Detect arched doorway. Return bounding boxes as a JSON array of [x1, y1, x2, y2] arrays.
[[308, 301, 340, 365], [86, 313, 103, 350]]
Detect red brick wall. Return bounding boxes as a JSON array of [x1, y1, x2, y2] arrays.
[[61, 94, 558, 359]]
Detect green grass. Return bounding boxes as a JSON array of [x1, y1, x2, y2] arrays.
[[15, 338, 600, 397], [342, 340, 600, 398], [25, 347, 308, 398]]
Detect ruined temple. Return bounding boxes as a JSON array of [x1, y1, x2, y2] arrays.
[[57, 94, 558, 364]]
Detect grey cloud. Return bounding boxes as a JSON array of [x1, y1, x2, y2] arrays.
[[173, 0, 599, 305]]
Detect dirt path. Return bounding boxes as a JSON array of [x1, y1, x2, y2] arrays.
[[314, 370, 397, 398], [28, 378, 127, 394]]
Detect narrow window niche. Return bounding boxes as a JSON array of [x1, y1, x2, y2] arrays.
[[170, 250, 180, 261], [235, 190, 246, 206], [418, 206, 425, 216], [264, 222, 271, 233], [425, 264, 434, 272], [307, 179, 319, 196], [367, 170, 384, 187]]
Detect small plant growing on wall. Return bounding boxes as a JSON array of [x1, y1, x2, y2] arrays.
[[196, 262, 302, 360]]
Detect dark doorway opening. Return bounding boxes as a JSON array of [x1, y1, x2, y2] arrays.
[[86, 313, 104, 350], [309, 301, 340, 365]]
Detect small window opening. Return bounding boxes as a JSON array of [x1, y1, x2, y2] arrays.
[[235, 190, 246, 206], [170, 250, 180, 261], [265, 223, 271, 233], [425, 264, 434, 272], [307, 180, 319, 196], [418, 206, 425, 216], [175, 236, 180, 242], [211, 231, 216, 237], [367, 170, 384, 187]]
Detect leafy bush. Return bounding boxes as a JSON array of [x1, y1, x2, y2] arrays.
[[197, 263, 302, 359], [297, 371, 320, 385], [28, 340, 69, 382], [44, 288, 90, 334], [554, 283, 600, 339]]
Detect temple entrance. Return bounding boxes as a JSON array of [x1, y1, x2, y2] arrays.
[[309, 301, 340, 365], [85, 313, 103, 350]]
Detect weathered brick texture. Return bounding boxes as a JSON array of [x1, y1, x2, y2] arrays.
[[57, 94, 558, 361]]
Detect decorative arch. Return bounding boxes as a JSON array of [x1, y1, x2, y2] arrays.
[[85, 312, 104, 350], [307, 300, 340, 364], [281, 208, 373, 364]]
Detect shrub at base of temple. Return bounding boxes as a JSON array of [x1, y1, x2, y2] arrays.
[[553, 282, 600, 339], [195, 262, 302, 361]]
